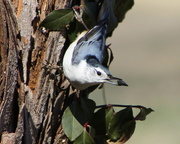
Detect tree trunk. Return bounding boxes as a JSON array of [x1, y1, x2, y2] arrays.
[[0, 0, 76, 143]]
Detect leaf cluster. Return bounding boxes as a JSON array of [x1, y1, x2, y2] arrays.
[[62, 98, 153, 144], [40, 0, 134, 42]]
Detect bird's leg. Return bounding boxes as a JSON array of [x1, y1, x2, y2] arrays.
[[72, 6, 89, 31], [42, 60, 63, 77], [106, 43, 114, 68], [106, 43, 111, 49]]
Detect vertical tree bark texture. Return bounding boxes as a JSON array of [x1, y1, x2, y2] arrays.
[[0, 0, 76, 143]]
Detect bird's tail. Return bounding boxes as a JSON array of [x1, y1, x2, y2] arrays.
[[97, 0, 117, 34], [97, 0, 109, 23], [77, 14, 108, 45]]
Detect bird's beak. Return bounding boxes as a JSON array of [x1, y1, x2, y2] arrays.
[[106, 75, 128, 86]]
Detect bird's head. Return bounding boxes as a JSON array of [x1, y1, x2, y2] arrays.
[[87, 62, 128, 87]]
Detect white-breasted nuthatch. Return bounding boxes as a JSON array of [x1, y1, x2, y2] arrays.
[[63, 11, 128, 90]]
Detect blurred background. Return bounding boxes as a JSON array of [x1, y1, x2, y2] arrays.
[[90, 0, 180, 143]]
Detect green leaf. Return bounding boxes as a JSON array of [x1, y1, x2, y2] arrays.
[[117, 120, 136, 143], [135, 107, 154, 121], [80, 98, 96, 122], [62, 98, 96, 141], [90, 107, 115, 135], [62, 106, 84, 141], [40, 9, 74, 30], [108, 107, 136, 142], [70, 101, 87, 125], [67, 19, 78, 42], [87, 124, 96, 139], [114, 0, 134, 22], [74, 128, 95, 144]]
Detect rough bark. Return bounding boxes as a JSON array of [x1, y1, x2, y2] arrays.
[[0, 0, 77, 143]]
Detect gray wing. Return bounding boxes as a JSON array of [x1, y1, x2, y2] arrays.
[[72, 19, 107, 65]]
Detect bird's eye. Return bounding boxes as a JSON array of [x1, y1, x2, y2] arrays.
[[96, 71, 101, 76]]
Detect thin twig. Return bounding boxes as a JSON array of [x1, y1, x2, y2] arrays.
[[96, 104, 146, 109]]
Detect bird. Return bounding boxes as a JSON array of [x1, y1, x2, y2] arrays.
[[62, 10, 128, 90]]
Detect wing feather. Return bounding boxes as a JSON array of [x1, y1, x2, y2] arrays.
[[72, 19, 108, 65]]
